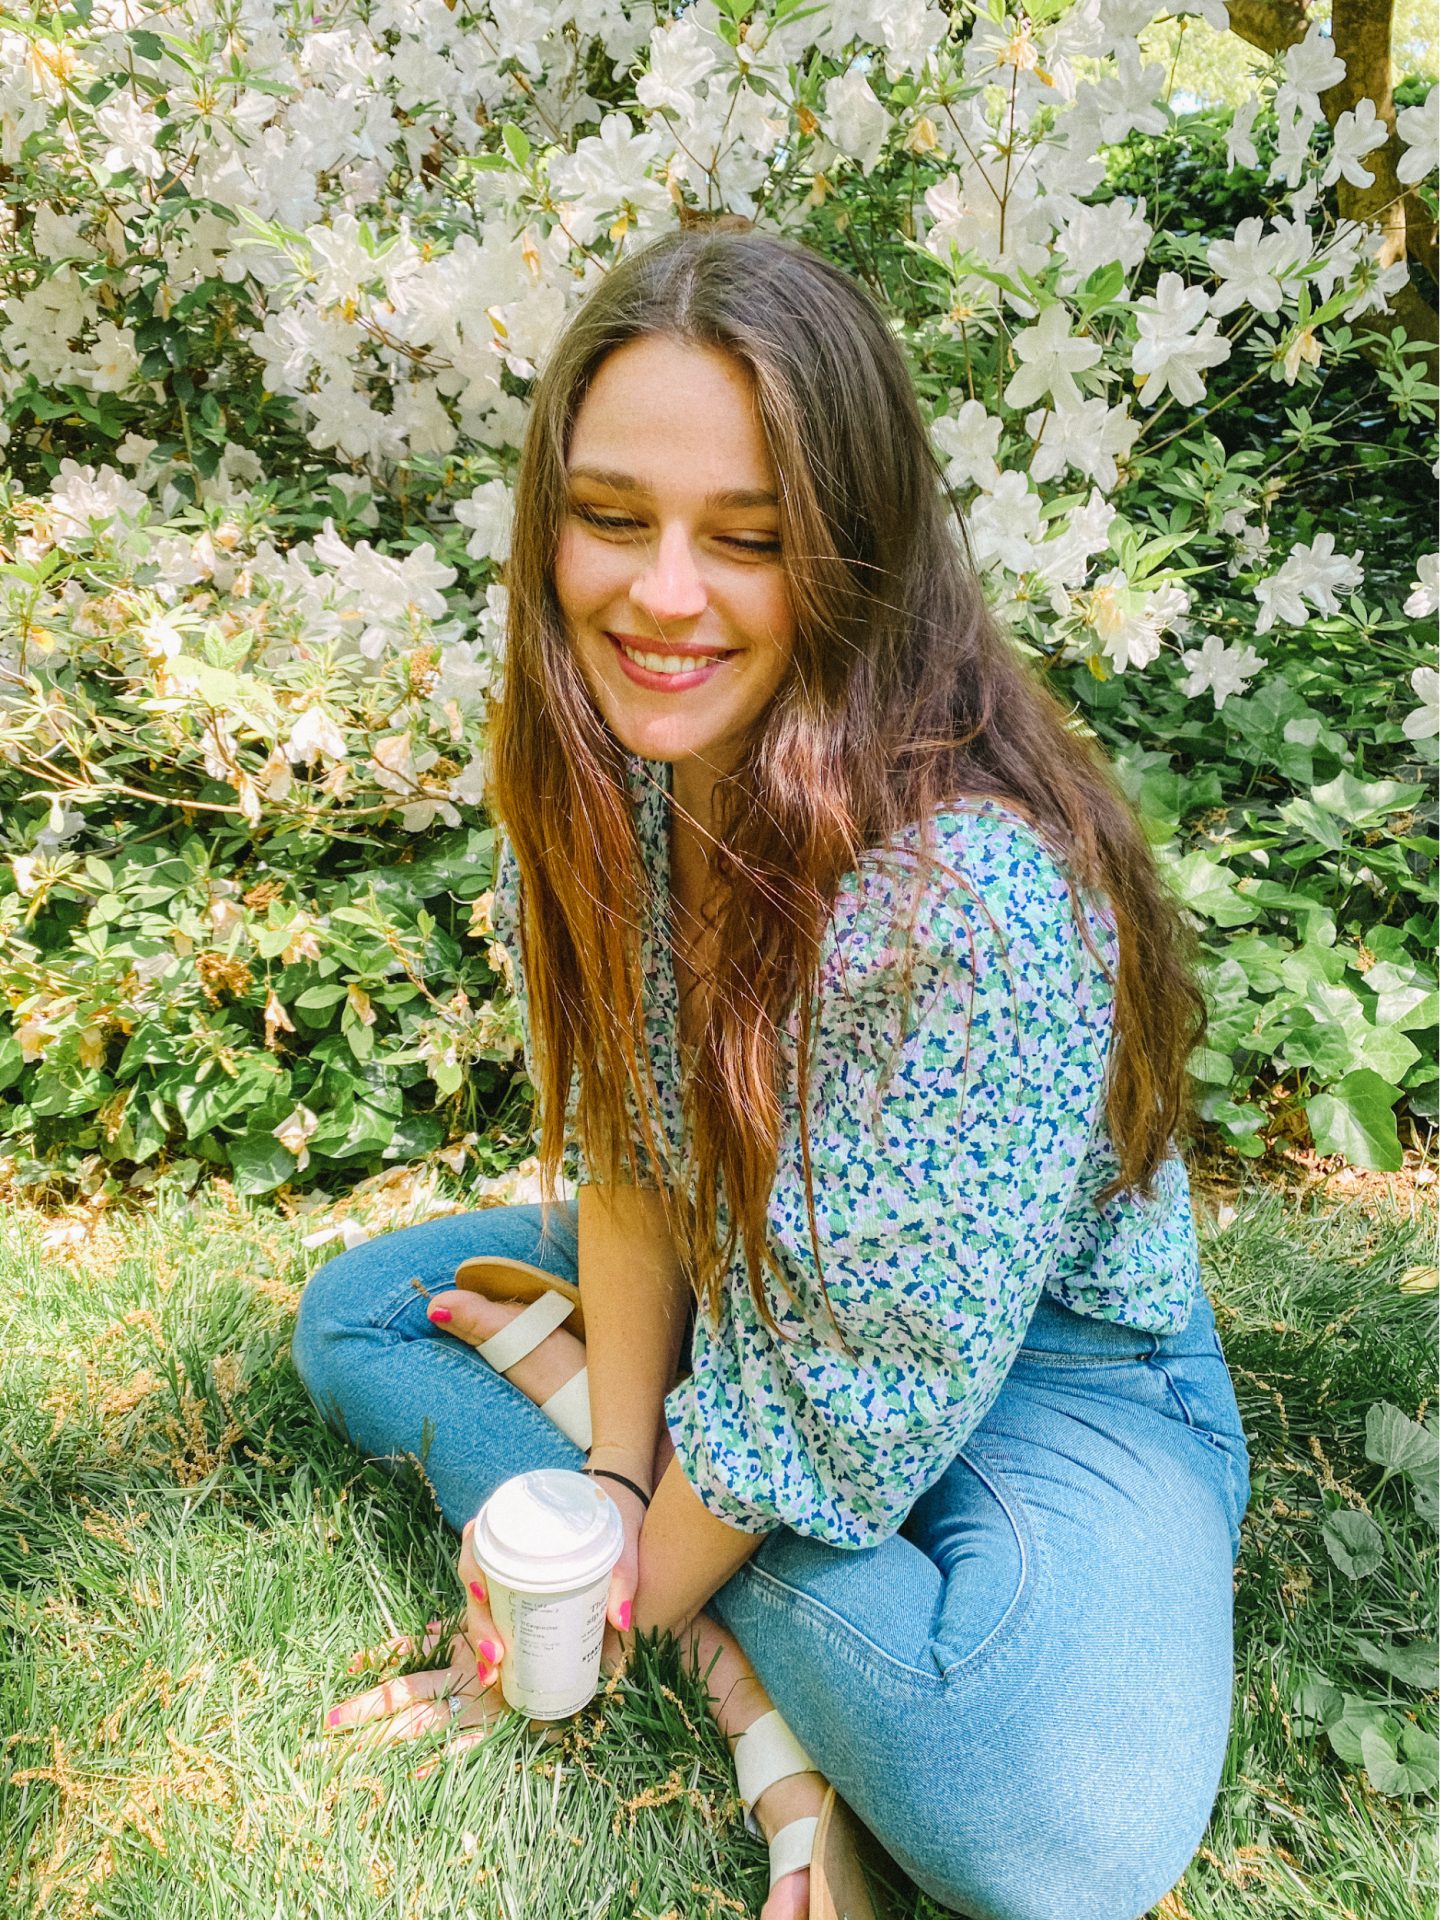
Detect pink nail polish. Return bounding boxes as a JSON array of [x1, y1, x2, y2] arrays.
[[470, 1580, 486, 1603], [479, 1639, 498, 1664], [428, 1305, 452, 1323], [617, 1601, 632, 1632], [326, 1707, 341, 1728], [478, 1664, 495, 1687]]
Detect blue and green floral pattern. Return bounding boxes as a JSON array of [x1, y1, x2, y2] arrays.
[[493, 756, 1200, 1548]]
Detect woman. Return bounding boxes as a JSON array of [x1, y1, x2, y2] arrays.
[[292, 228, 1252, 1920]]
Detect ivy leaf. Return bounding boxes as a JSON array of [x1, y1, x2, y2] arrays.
[[1165, 849, 1257, 926], [1321, 1508, 1385, 1580], [1310, 771, 1426, 823], [1365, 1401, 1439, 1489], [1305, 1070, 1403, 1172], [1352, 1636, 1440, 1692], [229, 1131, 298, 1197]]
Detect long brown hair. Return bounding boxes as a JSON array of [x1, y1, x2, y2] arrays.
[[488, 228, 1206, 1333]]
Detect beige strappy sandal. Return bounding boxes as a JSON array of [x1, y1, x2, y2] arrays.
[[451, 1256, 592, 1450], [733, 1709, 882, 1919]]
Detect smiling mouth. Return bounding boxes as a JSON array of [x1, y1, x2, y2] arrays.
[[607, 635, 737, 675]]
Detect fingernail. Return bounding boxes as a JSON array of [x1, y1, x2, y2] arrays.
[[478, 1664, 495, 1688], [470, 1580, 486, 1603], [428, 1305, 452, 1323], [427, 1618, 441, 1633], [479, 1639, 499, 1664], [326, 1707, 341, 1728], [617, 1601, 632, 1631]]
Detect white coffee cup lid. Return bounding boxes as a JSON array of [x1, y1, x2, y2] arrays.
[[473, 1469, 626, 1594]]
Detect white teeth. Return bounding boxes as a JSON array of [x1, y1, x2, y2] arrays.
[[617, 642, 724, 675]]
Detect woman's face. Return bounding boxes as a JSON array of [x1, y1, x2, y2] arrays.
[[555, 336, 797, 797]]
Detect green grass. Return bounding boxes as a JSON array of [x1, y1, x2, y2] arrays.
[[0, 1177, 1434, 1920]]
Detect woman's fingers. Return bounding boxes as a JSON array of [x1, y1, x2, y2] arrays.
[[345, 1619, 449, 1676], [325, 1662, 461, 1733], [458, 1524, 505, 1671]]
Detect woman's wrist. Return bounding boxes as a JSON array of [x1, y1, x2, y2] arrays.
[[585, 1439, 656, 1491]]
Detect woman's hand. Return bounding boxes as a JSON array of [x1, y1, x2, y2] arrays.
[[320, 1609, 504, 1768]]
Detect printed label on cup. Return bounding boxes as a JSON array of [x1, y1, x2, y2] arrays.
[[472, 1468, 625, 1722]]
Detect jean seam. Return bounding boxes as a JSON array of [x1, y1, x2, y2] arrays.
[[738, 1451, 1038, 1694], [934, 1447, 1033, 1682]]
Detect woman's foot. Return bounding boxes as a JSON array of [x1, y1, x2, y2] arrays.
[[426, 1289, 587, 1407], [755, 1768, 828, 1919]]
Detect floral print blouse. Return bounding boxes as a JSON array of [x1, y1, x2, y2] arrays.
[[492, 754, 1201, 1549]]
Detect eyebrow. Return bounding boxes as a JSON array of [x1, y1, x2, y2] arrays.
[[566, 465, 780, 511]]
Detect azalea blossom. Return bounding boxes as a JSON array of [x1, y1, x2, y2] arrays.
[[1402, 666, 1438, 742], [1253, 533, 1364, 633], [1132, 274, 1231, 406], [1003, 305, 1102, 412], [1026, 398, 1139, 491], [1396, 94, 1438, 184], [966, 470, 1045, 574], [823, 70, 890, 177], [1323, 99, 1388, 189], [1181, 632, 1263, 708], [1208, 219, 1288, 317], [1403, 553, 1438, 619], [454, 478, 514, 565], [931, 401, 1002, 490]]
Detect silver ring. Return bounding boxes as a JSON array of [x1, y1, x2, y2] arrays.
[[446, 1692, 466, 1721]]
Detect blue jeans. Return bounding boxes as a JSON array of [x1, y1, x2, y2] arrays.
[[292, 1202, 1251, 1920]]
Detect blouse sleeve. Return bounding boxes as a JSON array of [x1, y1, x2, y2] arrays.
[[664, 811, 1120, 1547]]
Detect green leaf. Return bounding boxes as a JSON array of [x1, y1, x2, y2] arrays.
[[1321, 1507, 1385, 1580], [1360, 1721, 1439, 1797], [229, 1130, 298, 1196], [1365, 1401, 1439, 1488], [1165, 849, 1256, 926], [1352, 1636, 1440, 1692], [501, 123, 531, 169], [1305, 1071, 1403, 1171], [1291, 1674, 1345, 1735], [1325, 1693, 1396, 1765], [1310, 771, 1426, 822]]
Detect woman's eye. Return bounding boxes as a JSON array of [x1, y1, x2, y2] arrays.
[[572, 506, 640, 532], [725, 536, 782, 555]]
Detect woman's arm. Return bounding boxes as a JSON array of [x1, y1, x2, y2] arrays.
[[631, 1451, 766, 1637], [579, 1182, 690, 1489]]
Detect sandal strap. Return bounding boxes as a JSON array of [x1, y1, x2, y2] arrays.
[[476, 1290, 574, 1375], [734, 1708, 817, 1816], [766, 1815, 819, 1889], [538, 1368, 592, 1449]]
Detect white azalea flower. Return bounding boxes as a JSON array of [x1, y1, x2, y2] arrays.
[[1402, 666, 1439, 741], [1225, 100, 1259, 171], [1086, 569, 1189, 672], [1132, 273, 1231, 406], [1003, 305, 1102, 412], [1282, 23, 1346, 100], [95, 92, 165, 180], [274, 1105, 319, 1170], [287, 707, 349, 765], [823, 70, 889, 176], [1323, 99, 1389, 189], [1027, 398, 1139, 490], [967, 471, 1044, 574], [636, 17, 719, 118], [1396, 94, 1438, 184], [1180, 633, 1263, 708], [1253, 533, 1364, 633], [454, 479, 514, 565], [1208, 218, 1288, 317], [1403, 554, 1438, 618], [931, 401, 1002, 490]]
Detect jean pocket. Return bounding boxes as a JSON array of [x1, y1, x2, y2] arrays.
[[1151, 1344, 1253, 1545]]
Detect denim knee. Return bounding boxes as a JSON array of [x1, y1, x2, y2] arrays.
[[291, 1243, 379, 1402], [908, 1819, 1194, 1920]]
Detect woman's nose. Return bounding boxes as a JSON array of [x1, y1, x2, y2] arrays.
[[629, 523, 707, 622]]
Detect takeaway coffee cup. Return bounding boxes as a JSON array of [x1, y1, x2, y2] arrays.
[[471, 1468, 626, 1720]]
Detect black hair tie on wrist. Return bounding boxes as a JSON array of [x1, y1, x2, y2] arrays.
[[583, 1465, 652, 1510]]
